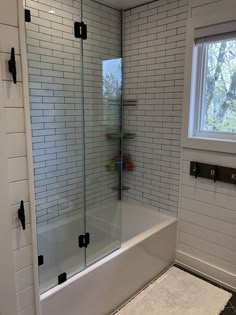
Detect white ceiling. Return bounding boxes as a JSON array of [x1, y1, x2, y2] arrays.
[[101, 0, 151, 10]]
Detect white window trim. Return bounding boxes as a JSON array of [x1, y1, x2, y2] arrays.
[[182, 0, 236, 154]]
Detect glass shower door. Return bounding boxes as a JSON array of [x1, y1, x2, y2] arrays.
[[25, 0, 123, 294], [81, 0, 122, 265], [25, 0, 86, 293]]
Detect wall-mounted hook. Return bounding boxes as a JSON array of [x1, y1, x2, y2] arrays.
[[190, 162, 236, 186], [211, 165, 218, 183], [18, 200, 25, 230], [231, 173, 236, 185], [8, 47, 17, 84], [192, 162, 200, 179]]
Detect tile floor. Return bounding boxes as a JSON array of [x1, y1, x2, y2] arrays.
[[175, 265, 236, 314]]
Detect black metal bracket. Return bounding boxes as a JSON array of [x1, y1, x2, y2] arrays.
[[74, 22, 87, 39], [190, 161, 236, 185], [38, 255, 44, 266], [8, 48, 17, 84], [78, 233, 90, 248], [25, 9, 31, 22], [18, 200, 26, 230], [58, 272, 67, 284]]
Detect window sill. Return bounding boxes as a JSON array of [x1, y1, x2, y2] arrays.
[[182, 136, 236, 154]]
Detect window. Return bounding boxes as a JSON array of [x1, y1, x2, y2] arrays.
[[192, 35, 236, 140], [102, 58, 122, 126]]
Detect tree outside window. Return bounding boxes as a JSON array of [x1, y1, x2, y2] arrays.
[[202, 38, 236, 132]]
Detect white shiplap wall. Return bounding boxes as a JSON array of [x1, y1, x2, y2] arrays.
[[177, 148, 236, 289], [176, 0, 236, 290], [0, 0, 36, 314]]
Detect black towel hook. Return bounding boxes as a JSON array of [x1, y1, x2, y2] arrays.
[[8, 47, 17, 84], [18, 200, 26, 230]]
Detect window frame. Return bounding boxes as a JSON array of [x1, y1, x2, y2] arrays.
[[182, 3, 236, 154], [193, 38, 236, 141]]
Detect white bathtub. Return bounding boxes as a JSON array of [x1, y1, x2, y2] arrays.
[[40, 203, 177, 315]]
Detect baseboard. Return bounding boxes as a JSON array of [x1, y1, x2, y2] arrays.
[[176, 250, 236, 292]]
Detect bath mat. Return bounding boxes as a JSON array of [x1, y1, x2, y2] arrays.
[[115, 267, 232, 315]]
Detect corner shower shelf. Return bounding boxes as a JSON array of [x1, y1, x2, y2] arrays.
[[123, 100, 137, 107], [107, 99, 137, 107], [111, 186, 130, 191], [106, 133, 135, 140]]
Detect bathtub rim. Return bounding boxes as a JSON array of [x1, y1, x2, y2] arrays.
[[40, 212, 177, 302]]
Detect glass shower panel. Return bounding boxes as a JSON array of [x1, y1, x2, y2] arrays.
[[82, 0, 122, 265], [25, 0, 86, 293]]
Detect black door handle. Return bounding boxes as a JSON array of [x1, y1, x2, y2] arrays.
[[8, 47, 17, 84], [18, 200, 26, 230]]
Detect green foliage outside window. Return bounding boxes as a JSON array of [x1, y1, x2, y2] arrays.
[[203, 39, 236, 132]]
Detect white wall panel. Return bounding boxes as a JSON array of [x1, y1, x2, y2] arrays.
[[8, 157, 28, 183], [0, 24, 20, 53], [7, 133, 27, 158], [178, 149, 236, 289], [0, 0, 18, 27], [5, 108, 25, 133], [3, 81, 24, 108]]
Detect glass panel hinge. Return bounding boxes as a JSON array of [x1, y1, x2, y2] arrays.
[[78, 232, 90, 248], [74, 21, 87, 40], [25, 9, 31, 22], [38, 255, 44, 266]]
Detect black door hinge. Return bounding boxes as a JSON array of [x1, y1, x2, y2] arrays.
[[78, 232, 90, 248], [58, 272, 67, 284], [38, 255, 44, 266], [74, 21, 87, 40], [25, 9, 31, 22]]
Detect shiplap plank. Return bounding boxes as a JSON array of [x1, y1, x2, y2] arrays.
[[0, 24, 19, 53], [178, 242, 236, 275], [181, 208, 236, 238], [7, 133, 27, 158], [181, 197, 236, 224], [182, 165, 236, 198], [182, 185, 236, 212], [180, 232, 236, 264], [8, 157, 28, 183], [180, 221, 236, 252], [3, 81, 24, 108]]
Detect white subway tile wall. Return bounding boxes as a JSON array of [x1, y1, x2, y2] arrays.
[[83, 1, 122, 211], [123, 0, 188, 216], [25, 0, 122, 225]]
